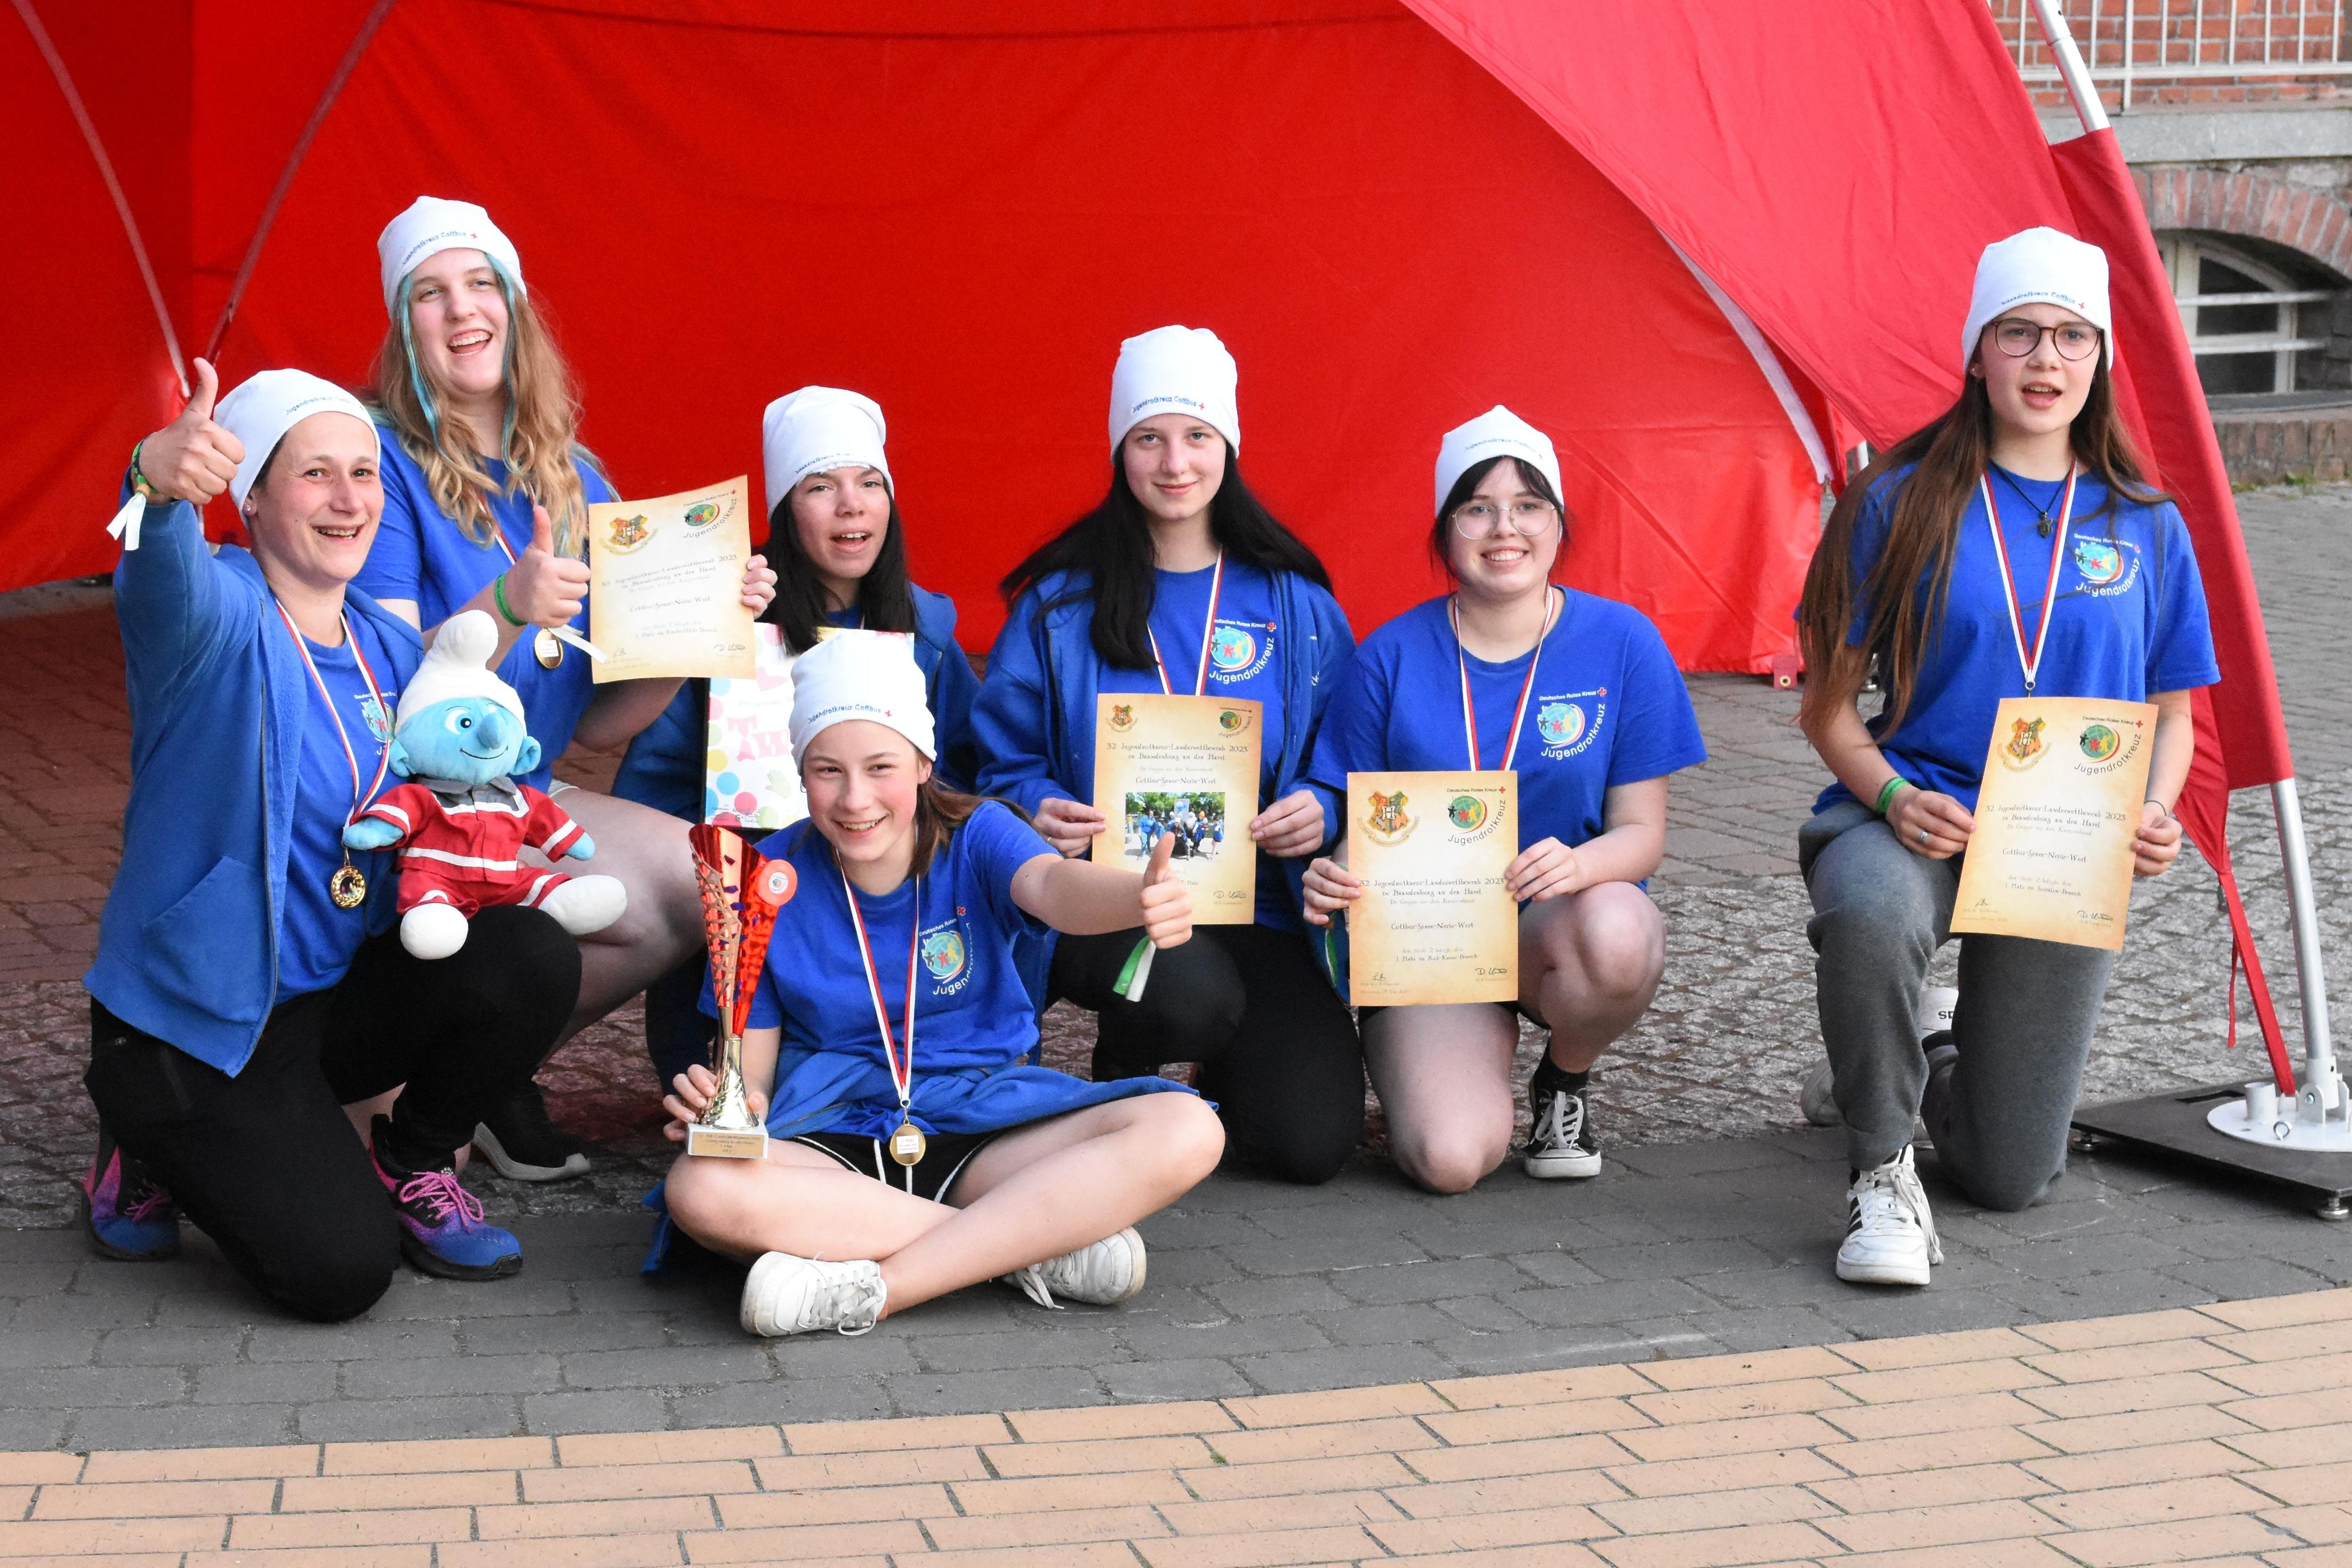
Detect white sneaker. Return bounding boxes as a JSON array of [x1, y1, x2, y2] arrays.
[[1799, 1057, 1842, 1127], [1001, 1227, 1147, 1309], [1524, 1080, 1603, 1179], [1836, 1146, 1942, 1287], [740, 1252, 887, 1337]]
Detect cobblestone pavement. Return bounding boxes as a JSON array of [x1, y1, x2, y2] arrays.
[[4, 1293, 2351, 1567], [2, 493, 2349, 1451]]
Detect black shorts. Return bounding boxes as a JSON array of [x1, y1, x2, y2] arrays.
[[788, 1129, 1001, 1203]]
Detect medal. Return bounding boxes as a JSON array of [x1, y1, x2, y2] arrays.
[[274, 602, 393, 907], [1978, 465, 2077, 697], [1451, 586, 1560, 771], [533, 627, 564, 668], [1145, 550, 1226, 697], [842, 865, 926, 1166]]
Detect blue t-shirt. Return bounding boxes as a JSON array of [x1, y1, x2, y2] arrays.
[[1309, 590, 1706, 855], [278, 616, 403, 1001], [740, 802, 1059, 1121], [1822, 465, 2221, 814], [1099, 559, 1297, 928], [353, 428, 617, 789]]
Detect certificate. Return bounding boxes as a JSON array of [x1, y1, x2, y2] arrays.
[[1091, 695, 1261, 925], [1950, 695, 2157, 951], [1346, 771, 1518, 1005], [587, 476, 758, 683]]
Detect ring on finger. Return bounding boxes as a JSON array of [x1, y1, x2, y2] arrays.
[[1917, 827, 1929, 843]]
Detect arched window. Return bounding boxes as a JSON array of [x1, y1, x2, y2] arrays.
[[2157, 232, 2341, 400]]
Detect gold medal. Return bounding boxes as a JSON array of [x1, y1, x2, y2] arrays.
[[888, 1121, 927, 1167], [329, 859, 368, 910], [534, 627, 564, 668]]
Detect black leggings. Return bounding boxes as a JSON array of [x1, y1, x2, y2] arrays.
[[84, 907, 580, 1321], [1050, 923, 1363, 1185]]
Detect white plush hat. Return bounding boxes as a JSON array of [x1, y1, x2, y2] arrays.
[[1435, 406, 1563, 516], [788, 631, 935, 766], [1961, 227, 2113, 370], [394, 610, 525, 730], [761, 387, 891, 517], [377, 196, 526, 316], [213, 370, 378, 508], [1109, 325, 1240, 452]]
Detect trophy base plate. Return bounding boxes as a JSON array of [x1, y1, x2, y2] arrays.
[[687, 1123, 770, 1160]]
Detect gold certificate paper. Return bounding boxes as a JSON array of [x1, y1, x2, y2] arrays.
[[1346, 771, 1518, 1006], [1950, 696, 2158, 951], [1091, 695, 1261, 925], [587, 476, 758, 684]]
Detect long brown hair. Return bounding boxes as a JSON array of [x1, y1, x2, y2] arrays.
[[369, 265, 597, 558], [1796, 355, 2160, 738]]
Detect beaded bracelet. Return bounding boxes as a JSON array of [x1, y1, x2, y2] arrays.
[[127, 440, 162, 502], [1873, 775, 1911, 816], [492, 572, 526, 628]]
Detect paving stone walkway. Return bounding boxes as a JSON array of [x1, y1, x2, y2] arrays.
[[5, 1291, 2351, 1567]]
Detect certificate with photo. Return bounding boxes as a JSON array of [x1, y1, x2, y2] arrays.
[[1091, 694, 1261, 925], [1346, 771, 1519, 1006], [1950, 696, 2158, 952], [587, 476, 758, 683]]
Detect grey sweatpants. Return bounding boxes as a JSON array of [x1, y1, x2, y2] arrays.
[[1799, 800, 2117, 1211]]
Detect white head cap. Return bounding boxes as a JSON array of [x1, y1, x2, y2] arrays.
[[377, 196, 526, 317], [1961, 227, 2113, 370], [393, 610, 525, 730], [213, 370, 378, 508], [761, 387, 891, 518], [788, 631, 936, 767], [1109, 325, 1240, 453], [1434, 406, 1563, 517]]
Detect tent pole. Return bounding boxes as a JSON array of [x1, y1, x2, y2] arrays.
[[2027, 0, 2113, 134], [2273, 779, 2342, 1120]]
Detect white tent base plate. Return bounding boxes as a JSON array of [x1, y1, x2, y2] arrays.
[[2070, 1083, 2352, 1221], [2206, 1098, 2352, 1153]]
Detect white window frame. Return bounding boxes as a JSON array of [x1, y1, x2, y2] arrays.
[[2157, 232, 2333, 395]]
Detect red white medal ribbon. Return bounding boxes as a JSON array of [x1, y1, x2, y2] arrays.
[[274, 603, 393, 830], [1146, 550, 1226, 697], [841, 869, 922, 1115], [1451, 587, 1560, 772], [1978, 465, 2077, 696]]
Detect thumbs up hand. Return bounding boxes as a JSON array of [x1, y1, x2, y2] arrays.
[[1138, 832, 1192, 949], [502, 501, 592, 627], [134, 358, 245, 505]]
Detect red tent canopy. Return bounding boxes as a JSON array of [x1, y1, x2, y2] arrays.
[[7, 0, 2303, 1068]]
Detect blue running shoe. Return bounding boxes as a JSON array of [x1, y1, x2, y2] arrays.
[[371, 1117, 522, 1280], [81, 1125, 180, 1260]]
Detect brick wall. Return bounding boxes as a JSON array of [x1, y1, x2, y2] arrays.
[[1988, 0, 2350, 111]]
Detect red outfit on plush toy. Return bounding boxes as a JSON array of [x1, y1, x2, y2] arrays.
[[360, 781, 583, 917]]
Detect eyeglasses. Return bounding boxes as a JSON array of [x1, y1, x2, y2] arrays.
[[1449, 498, 1559, 538], [1988, 318, 2103, 361]]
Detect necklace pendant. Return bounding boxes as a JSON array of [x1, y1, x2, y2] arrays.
[[534, 628, 565, 669], [329, 858, 368, 910], [888, 1121, 926, 1167], [2036, 518, 2052, 538]]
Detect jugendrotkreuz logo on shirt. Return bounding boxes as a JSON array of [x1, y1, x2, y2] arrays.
[[919, 921, 970, 993], [1208, 620, 1274, 681], [1533, 689, 1607, 760], [2071, 536, 2140, 596]]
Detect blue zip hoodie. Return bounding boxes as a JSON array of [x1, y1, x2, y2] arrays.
[[84, 495, 423, 1076], [972, 567, 1355, 929], [612, 585, 981, 819]]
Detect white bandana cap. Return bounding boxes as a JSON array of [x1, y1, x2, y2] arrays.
[[761, 387, 891, 517], [1962, 227, 2113, 370], [1434, 406, 1563, 516], [394, 610, 525, 731], [213, 369, 378, 508], [1109, 325, 1240, 452], [788, 631, 936, 766], [377, 196, 526, 317]]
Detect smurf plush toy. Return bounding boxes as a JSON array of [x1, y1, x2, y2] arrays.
[[344, 611, 626, 958]]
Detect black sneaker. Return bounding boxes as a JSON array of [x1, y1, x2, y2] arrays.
[[1524, 1075, 1602, 1180], [471, 1082, 589, 1182]]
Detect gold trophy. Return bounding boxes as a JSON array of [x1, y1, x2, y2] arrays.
[[685, 825, 795, 1158]]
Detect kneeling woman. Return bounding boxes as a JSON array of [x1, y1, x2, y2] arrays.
[[1795, 229, 2216, 1286], [658, 635, 1224, 1337], [82, 364, 580, 1318], [1303, 409, 1706, 1192]]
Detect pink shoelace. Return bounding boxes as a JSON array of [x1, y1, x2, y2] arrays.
[[396, 1169, 487, 1227]]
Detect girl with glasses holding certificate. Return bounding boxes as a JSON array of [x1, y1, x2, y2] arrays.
[[1299, 409, 1705, 1194], [1794, 229, 2218, 1288]]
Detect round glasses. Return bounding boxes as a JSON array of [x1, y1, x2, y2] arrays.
[[1450, 498, 1559, 539], [1989, 317, 2103, 362]]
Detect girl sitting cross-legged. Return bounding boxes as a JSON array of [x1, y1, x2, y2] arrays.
[[654, 633, 1226, 1337]]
